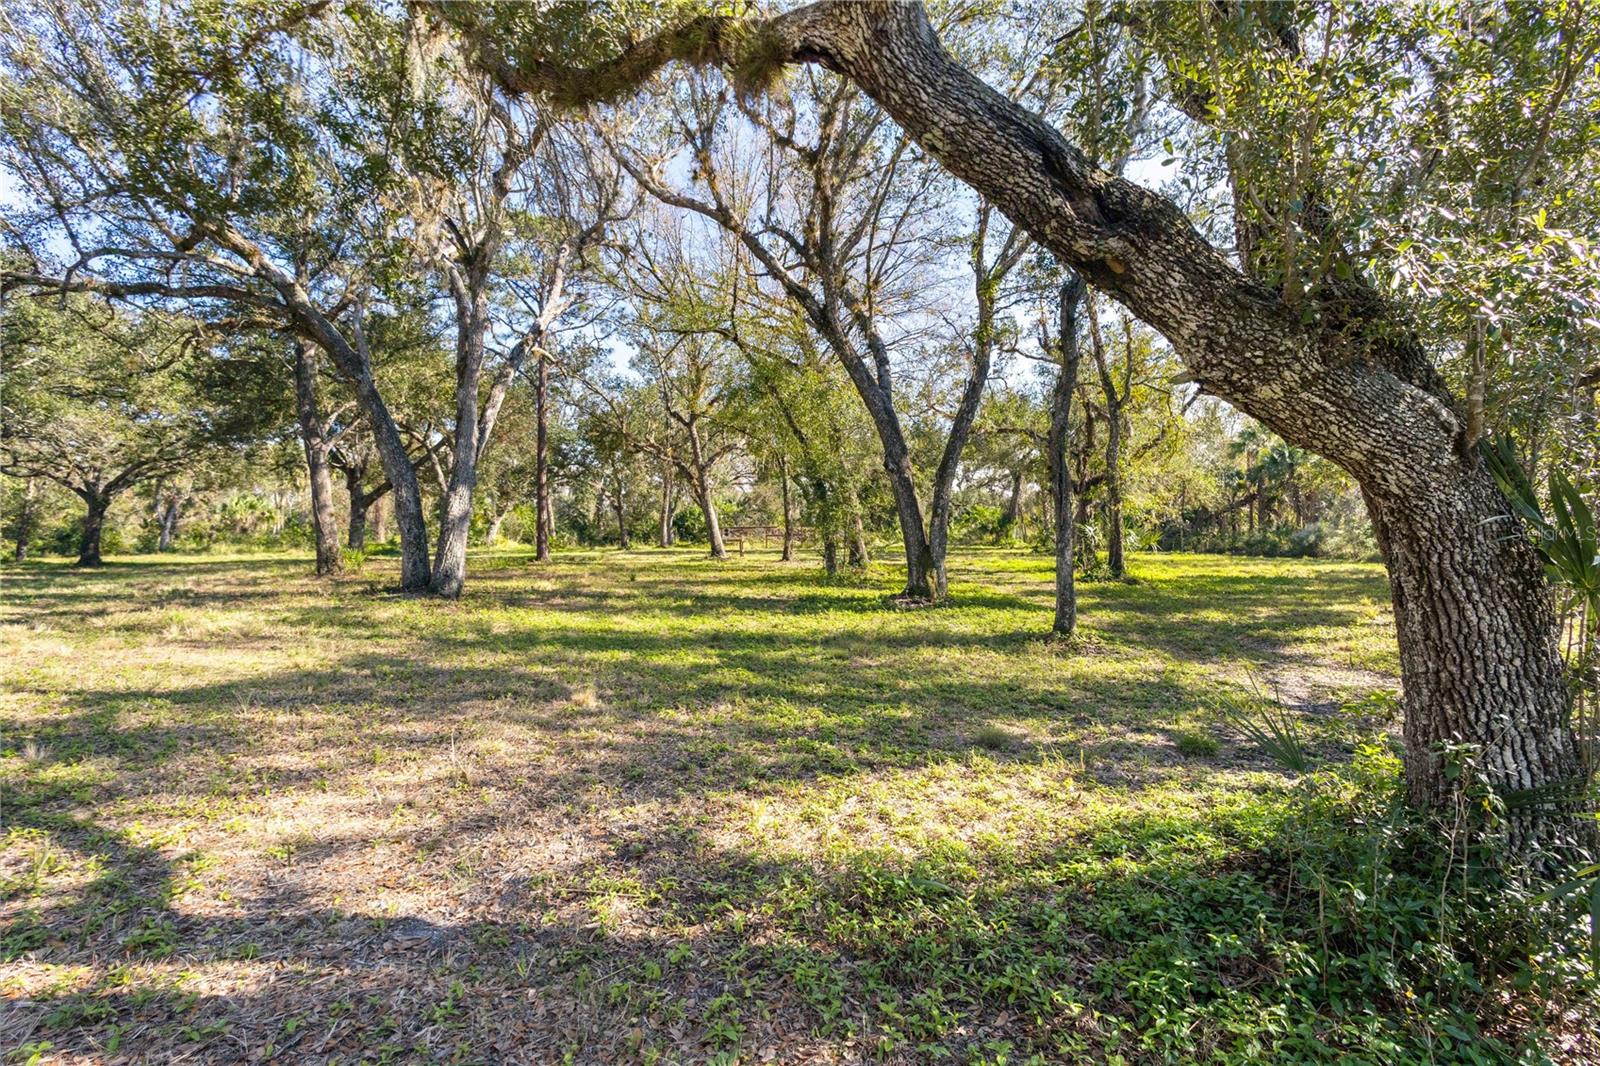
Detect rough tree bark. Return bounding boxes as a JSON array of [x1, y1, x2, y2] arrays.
[[293, 341, 343, 576], [1048, 276, 1087, 639]]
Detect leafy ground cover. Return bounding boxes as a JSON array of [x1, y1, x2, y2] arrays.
[[2, 549, 1592, 1064]]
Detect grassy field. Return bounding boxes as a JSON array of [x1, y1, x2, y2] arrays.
[[2, 547, 1582, 1064]]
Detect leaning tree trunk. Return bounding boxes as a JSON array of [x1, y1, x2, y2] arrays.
[[698, 473, 727, 561], [882, 450, 934, 597], [76, 488, 109, 567], [293, 342, 343, 577], [1049, 277, 1086, 638]]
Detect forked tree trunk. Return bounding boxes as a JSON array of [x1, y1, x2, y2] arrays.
[[1049, 277, 1086, 638], [293, 342, 342, 576], [76, 489, 108, 567], [486, 509, 507, 545]]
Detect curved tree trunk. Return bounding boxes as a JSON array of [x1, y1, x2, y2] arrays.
[[352, 372, 428, 589]]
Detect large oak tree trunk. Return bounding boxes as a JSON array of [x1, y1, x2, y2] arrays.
[[1369, 469, 1583, 842], [76, 489, 108, 567], [293, 342, 343, 577]]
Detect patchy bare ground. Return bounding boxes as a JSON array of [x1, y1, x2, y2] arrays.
[[3, 547, 1489, 1064]]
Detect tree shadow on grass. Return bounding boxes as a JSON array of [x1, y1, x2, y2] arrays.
[[6, 760, 1553, 1065]]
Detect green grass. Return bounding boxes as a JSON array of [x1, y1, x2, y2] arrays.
[[1, 547, 1589, 1062]]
